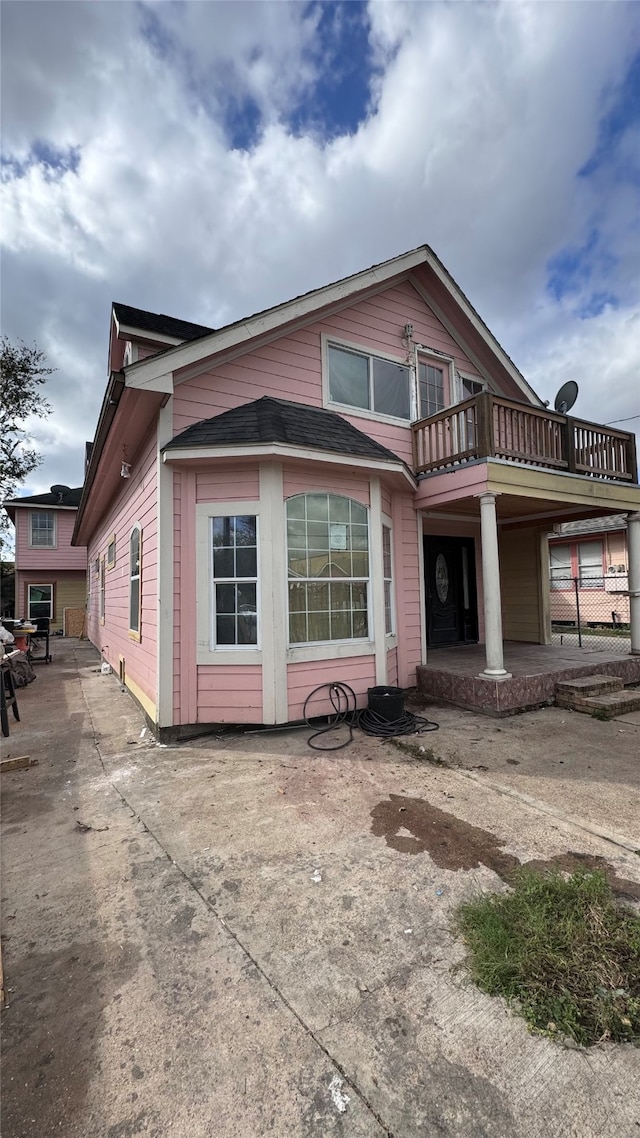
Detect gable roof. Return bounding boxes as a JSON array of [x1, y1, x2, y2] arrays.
[[164, 396, 405, 466], [113, 302, 213, 343], [123, 245, 543, 407]]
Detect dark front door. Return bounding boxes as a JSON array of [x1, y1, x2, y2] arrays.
[[425, 536, 478, 647]]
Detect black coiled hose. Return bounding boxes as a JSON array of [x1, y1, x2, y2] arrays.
[[303, 682, 439, 751]]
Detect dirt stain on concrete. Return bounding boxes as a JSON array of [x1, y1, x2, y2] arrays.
[[371, 794, 640, 900]]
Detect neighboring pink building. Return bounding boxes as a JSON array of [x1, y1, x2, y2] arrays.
[[4, 486, 87, 631], [549, 516, 630, 626], [73, 247, 640, 736]]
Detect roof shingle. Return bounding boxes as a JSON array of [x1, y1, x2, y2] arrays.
[[164, 397, 405, 466], [113, 302, 213, 343]]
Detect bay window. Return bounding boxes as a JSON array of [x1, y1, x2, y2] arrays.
[[287, 494, 369, 644]]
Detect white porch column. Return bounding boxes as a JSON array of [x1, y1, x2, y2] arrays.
[[627, 511, 640, 655], [478, 492, 511, 679]]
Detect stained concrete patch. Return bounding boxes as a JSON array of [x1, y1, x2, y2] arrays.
[[370, 793, 640, 900]]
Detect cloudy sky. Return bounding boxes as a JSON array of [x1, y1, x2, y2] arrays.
[[1, 0, 639, 499]]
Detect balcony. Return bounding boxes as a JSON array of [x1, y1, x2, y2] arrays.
[[412, 392, 638, 483]]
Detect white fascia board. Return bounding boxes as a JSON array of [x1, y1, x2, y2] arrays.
[[123, 247, 430, 389], [124, 369, 173, 393], [163, 442, 416, 488], [117, 324, 183, 347], [417, 257, 544, 407], [6, 502, 77, 511]]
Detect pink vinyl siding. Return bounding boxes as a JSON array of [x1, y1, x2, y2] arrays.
[[86, 427, 159, 712], [172, 279, 482, 467], [14, 507, 86, 571], [393, 493, 423, 686], [196, 665, 263, 723], [287, 656, 376, 722], [283, 468, 370, 505], [173, 471, 182, 721], [196, 466, 260, 503]]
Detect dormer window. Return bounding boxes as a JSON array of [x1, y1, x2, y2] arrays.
[[30, 511, 56, 547]]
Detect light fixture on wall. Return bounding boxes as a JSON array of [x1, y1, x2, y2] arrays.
[[120, 444, 131, 478]]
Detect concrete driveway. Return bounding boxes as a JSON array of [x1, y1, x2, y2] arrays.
[[2, 640, 639, 1138]]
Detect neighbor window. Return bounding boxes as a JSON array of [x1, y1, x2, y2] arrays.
[[578, 540, 604, 589], [382, 524, 394, 635], [287, 493, 369, 644], [211, 515, 258, 647], [328, 343, 411, 420], [30, 511, 55, 547], [28, 584, 53, 621], [418, 359, 445, 418], [129, 525, 141, 635], [549, 545, 571, 589]]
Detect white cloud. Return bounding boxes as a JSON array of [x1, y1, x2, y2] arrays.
[[0, 0, 638, 496]]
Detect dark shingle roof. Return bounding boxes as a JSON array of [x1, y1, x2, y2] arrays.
[[113, 302, 213, 342], [164, 397, 405, 466], [4, 486, 83, 508]]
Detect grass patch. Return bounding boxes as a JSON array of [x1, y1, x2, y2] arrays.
[[455, 868, 640, 1046]]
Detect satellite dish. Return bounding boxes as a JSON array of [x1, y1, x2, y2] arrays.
[[50, 484, 71, 500], [553, 381, 578, 415]]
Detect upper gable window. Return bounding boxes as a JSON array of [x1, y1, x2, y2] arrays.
[[327, 343, 411, 421], [418, 360, 445, 419], [30, 511, 56, 547]]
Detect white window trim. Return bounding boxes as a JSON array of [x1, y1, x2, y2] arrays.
[[321, 332, 416, 426], [196, 501, 262, 665], [28, 583, 53, 620], [382, 512, 397, 641], [285, 491, 372, 654], [28, 510, 57, 549], [129, 523, 142, 639], [211, 515, 261, 653], [415, 349, 457, 419], [455, 370, 488, 403]]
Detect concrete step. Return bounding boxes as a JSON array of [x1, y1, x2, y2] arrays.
[[576, 690, 640, 719], [556, 674, 624, 699]]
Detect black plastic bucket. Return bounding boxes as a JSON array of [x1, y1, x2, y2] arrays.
[[367, 686, 406, 723]]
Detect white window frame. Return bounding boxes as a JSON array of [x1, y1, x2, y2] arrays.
[[196, 501, 262, 665], [382, 516, 395, 637], [210, 513, 260, 652], [578, 539, 604, 589], [29, 510, 57, 548], [129, 523, 142, 640], [28, 583, 53, 621], [322, 333, 415, 425], [455, 370, 488, 403], [415, 351, 456, 420], [106, 534, 116, 570]]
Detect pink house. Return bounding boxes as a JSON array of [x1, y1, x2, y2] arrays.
[[4, 486, 87, 632], [73, 246, 640, 735]]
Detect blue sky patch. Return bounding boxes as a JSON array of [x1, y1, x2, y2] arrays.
[[579, 50, 640, 180], [1, 142, 81, 182], [546, 228, 619, 309], [577, 291, 619, 320], [287, 1, 374, 139]]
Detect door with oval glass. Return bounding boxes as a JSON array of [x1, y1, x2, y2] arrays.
[[424, 536, 478, 647]]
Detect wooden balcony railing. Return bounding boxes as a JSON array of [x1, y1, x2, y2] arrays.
[[412, 392, 638, 483]]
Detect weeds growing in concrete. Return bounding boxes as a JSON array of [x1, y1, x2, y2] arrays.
[[455, 868, 640, 1046]]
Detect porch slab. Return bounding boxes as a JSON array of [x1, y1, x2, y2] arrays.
[[416, 642, 640, 716]]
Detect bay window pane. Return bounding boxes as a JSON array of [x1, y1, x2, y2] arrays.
[[330, 608, 351, 640], [289, 611, 307, 644], [216, 583, 235, 613], [210, 514, 258, 648], [213, 548, 234, 578], [216, 615, 236, 644], [236, 546, 257, 577]]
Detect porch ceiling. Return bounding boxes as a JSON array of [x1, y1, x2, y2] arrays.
[[416, 457, 640, 528]]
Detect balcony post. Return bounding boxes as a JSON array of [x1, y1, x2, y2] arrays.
[[475, 392, 494, 459], [627, 511, 640, 655], [477, 492, 511, 679]]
